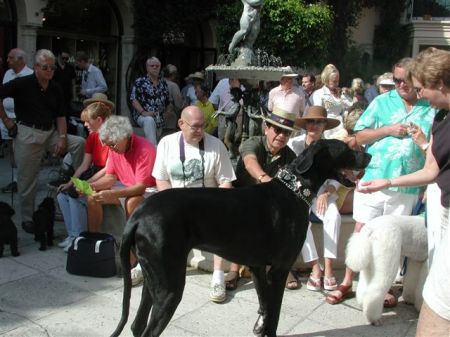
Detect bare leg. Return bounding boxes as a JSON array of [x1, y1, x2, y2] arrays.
[[87, 196, 103, 232]]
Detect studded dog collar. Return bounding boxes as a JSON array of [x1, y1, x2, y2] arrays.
[[275, 168, 313, 207]]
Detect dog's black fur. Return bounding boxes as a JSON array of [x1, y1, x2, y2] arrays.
[[0, 201, 19, 257], [32, 197, 55, 251], [111, 139, 371, 337]]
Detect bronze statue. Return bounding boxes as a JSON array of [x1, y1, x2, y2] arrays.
[[229, 0, 264, 66]]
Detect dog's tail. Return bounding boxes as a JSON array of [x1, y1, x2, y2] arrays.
[[345, 228, 372, 272], [110, 218, 139, 337]]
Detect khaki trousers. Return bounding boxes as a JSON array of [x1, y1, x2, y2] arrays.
[[14, 124, 85, 222]]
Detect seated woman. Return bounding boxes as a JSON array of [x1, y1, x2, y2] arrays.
[[56, 100, 113, 251], [85, 116, 156, 231], [288, 106, 347, 291]]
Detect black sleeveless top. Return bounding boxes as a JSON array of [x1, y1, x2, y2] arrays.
[[431, 109, 450, 207]]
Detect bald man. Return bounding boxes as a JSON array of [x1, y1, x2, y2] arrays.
[[152, 105, 236, 303]]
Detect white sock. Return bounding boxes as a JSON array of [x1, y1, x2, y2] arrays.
[[212, 270, 224, 285]]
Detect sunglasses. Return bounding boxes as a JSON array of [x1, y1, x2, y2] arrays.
[[393, 77, 406, 85], [414, 86, 424, 96], [39, 64, 57, 71], [270, 125, 292, 136], [306, 119, 326, 125]]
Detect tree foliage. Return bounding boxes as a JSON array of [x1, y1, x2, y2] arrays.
[[216, 0, 334, 68]]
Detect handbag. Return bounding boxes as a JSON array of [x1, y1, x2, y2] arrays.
[[66, 231, 117, 277]]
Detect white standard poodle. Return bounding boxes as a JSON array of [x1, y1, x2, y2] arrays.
[[346, 215, 428, 325]]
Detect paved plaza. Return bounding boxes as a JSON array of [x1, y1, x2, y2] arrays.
[[0, 145, 419, 337]]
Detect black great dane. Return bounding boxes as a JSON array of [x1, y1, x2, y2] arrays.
[[111, 139, 371, 337]]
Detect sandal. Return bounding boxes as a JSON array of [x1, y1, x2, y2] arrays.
[[324, 275, 338, 291], [306, 274, 322, 291], [285, 271, 299, 290], [383, 289, 398, 308], [225, 271, 240, 290], [325, 284, 354, 305]]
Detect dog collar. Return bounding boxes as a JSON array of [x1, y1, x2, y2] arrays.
[[275, 168, 312, 207]]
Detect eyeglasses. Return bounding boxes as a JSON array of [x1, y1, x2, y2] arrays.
[[306, 119, 326, 125], [270, 125, 292, 136], [393, 77, 406, 85], [148, 64, 160, 68], [39, 64, 57, 71], [183, 119, 204, 132], [106, 142, 119, 150], [61, 56, 69, 61], [414, 86, 424, 96]]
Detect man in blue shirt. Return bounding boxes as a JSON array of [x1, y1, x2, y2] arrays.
[[76, 51, 107, 99]]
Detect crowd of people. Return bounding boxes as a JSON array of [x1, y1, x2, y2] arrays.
[[0, 46, 448, 335]]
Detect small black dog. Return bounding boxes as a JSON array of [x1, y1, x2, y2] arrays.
[[0, 201, 20, 257], [32, 197, 55, 251]]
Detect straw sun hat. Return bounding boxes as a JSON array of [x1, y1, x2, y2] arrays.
[[262, 107, 300, 131], [83, 93, 115, 111], [295, 106, 340, 130]]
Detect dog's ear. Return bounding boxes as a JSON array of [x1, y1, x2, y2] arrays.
[[289, 140, 325, 175]]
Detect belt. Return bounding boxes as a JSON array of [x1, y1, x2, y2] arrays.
[[17, 121, 53, 131]]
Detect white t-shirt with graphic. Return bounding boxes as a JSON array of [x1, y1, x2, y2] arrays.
[[152, 131, 236, 188]]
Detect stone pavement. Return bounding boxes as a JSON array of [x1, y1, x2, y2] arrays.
[[0, 144, 418, 337]]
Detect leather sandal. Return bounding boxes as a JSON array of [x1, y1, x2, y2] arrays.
[[325, 284, 354, 305], [285, 271, 299, 290], [225, 271, 240, 290], [383, 289, 398, 308]]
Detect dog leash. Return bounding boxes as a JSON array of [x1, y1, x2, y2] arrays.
[[274, 168, 313, 207]]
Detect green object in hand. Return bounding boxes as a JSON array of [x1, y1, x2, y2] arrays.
[[70, 177, 94, 196]]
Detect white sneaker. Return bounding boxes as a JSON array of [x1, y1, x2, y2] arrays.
[[131, 264, 144, 286], [63, 237, 75, 253], [209, 283, 226, 303], [58, 237, 72, 248]]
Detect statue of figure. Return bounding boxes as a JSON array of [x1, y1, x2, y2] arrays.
[[228, 0, 264, 66]]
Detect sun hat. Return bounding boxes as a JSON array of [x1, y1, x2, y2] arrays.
[[378, 78, 395, 86], [191, 71, 205, 80], [377, 72, 395, 86], [83, 93, 115, 111], [295, 106, 340, 130], [280, 66, 298, 79], [262, 106, 300, 131]]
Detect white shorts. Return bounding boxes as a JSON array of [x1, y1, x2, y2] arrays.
[[353, 189, 418, 224]]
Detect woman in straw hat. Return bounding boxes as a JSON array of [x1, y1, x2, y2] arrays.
[[288, 106, 348, 291]]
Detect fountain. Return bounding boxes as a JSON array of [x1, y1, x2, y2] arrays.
[[206, 0, 297, 81]]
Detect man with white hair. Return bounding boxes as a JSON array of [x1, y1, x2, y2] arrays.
[[268, 68, 305, 117], [0, 48, 33, 193], [0, 49, 85, 231], [130, 57, 170, 145]]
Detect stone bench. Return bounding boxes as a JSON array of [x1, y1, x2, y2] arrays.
[[188, 214, 355, 272]]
